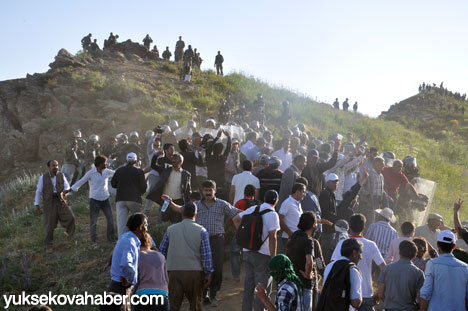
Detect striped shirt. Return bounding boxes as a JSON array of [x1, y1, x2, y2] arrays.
[[360, 168, 384, 197], [365, 221, 399, 256]]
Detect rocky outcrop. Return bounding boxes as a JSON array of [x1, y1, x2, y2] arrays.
[[49, 49, 87, 69]]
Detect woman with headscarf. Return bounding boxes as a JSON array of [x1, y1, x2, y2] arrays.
[[255, 254, 303, 310]]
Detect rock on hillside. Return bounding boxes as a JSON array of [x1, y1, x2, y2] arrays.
[[0, 40, 200, 183]]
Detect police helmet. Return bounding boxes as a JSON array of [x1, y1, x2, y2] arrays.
[[89, 134, 99, 143], [205, 119, 216, 128], [145, 130, 154, 139], [187, 120, 197, 129], [129, 131, 139, 138], [381, 151, 396, 160], [282, 100, 289, 106], [73, 129, 82, 138], [168, 120, 179, 131], [403, 156, 417, 168]]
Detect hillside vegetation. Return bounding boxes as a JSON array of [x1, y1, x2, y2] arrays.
[[1, 47, 468, 310]]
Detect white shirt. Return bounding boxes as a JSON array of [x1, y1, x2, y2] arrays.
[[385, 236, 411, 264], [195, 149, 207, 177], [239, 203, 280, 256], [231, 171, 260, 204], [414, 224, 439, 250], [278, 195, 303, 238], [332, 237, 385, 298], [271, 148, 292, 172], [240, 140, 255, 156], [323, 256, 363, 311], [163, 169, 182, 199], [71, 167, 115, 201], [34, 173, 71, 206]]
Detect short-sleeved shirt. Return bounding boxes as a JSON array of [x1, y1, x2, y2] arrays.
[[286, 230, 314, 289], [378, 259, 425, 311], [278, 196, 303, 239], [231, 171, 260, 205], [385, 237, 412, 263], [195, 198, 240, 235], [365, 221, 399, 257], [420, 254, 468, 311], [234, 196, 256, 211], [239, 203, 280, 256], [323, 256, 362, 310], [332, 237, 385, 298], [382, 167, 410, 195]]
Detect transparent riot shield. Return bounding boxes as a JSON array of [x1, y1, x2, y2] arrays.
[[396, 177, 437, 226]]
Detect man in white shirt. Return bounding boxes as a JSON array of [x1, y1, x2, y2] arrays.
[[233, 190, 280, 311], [230, 160, 260, 205], [65, 155, 115, 244], [331, 213, 386, 311], [414, 213, 443, 250], [271, 138, 292, 172], [319, 238, 363, 311], [278, 183, 307, 253], [34, 160, 75, 253]]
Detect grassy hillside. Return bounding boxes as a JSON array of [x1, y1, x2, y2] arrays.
[[1, 54, 468, 309]]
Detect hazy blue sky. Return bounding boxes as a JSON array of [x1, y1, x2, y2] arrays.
[[1, 0, 467, 116]]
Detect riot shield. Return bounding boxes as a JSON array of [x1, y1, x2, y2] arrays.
[[396, 177, 437, 226]]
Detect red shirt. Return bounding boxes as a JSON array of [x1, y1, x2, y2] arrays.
[[234, 196, 256, 211], [382, 166, 409, 195]]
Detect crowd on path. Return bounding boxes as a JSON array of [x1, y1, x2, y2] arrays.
[[32, 95, 468, 311]]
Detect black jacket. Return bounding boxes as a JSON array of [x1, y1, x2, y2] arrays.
[[146, 163, 191, 204], [111, 163, 147, 203], [319, 187, 337, 233], [302, 151, 338, 195], [180, 149, 203, 179], [206, 136, 231, 186], [337, 182, 362, 221]]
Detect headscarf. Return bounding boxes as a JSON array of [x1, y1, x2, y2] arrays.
[[269, 254, 303, 288]]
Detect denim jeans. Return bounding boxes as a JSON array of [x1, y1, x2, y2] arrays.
[[242, 251, 272, 311], [89, 198, 115, 242], [360, 297, 375, 311], [230, 235, 242, 278], [302, 288, 313, 311]]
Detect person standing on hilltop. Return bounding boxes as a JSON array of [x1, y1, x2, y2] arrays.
[[343, 98, 350, 111], [333, 98, 340, 109], [353, 101, 358, 112], [162, 46, 172, 61], [81, 33, 92, 51], [174, 36, 185, 62], [214, 51, 224, 75], [34, 160, 76, 253], [142, 34, 153, 50]]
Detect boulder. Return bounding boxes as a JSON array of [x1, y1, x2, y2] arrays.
[[49, 49, 86, 70]]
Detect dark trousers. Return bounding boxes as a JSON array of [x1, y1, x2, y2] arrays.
[[100, 280, 131, 311], [44, 197, 76, 246], [134, 296, 169, 311], [90, 198, 115, 242], [205, 235, 224, 298], [169, 270, 204, 311]]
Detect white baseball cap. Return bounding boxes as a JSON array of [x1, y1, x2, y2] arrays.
[[325, 173, 339, 182], [438, 230, 456, 244], [126, 152, 137, 162]]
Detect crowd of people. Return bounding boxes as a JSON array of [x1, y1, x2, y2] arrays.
[[80, 33, 224, 81], [32, 93, 468, 311]]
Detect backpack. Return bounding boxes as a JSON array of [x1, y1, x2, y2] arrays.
[[239, 198, 258, 210], [316, 260, 355, 311], [236, 205, 273, 251]]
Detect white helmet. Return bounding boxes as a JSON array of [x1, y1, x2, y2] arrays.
[[145, 130, 154, 138], [205, 119, 216, 128], [73, 129, 82, 138], [89, 134, 99, 143], [168, 120, 179, 131], [161, 125, 171, 134], [129, 131, 139, 138], [187, 120, 197, 129]]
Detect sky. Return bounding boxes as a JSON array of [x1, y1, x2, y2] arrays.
[[1, 0, 467, 117]]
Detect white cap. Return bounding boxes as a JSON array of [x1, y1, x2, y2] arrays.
[[325, 173, 339, 182], [438, 230, 456, 244], [375, 207, 397, 223], [126, 152, 137, 162]]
